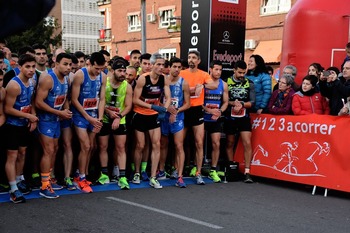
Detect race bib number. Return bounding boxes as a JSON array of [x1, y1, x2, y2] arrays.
[[171, 97, 179, 108], [205, 103, 219, 114], [20, 105, 31, 113], [54, 95, 66, 108], [83, 98, 99, 110], [106, 106, 120, 113], [231, 107, 246, 118], [190, 87, 199, 99], [144, 98, 159, 105]]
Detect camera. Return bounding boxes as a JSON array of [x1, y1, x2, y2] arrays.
[[322, 70, 330, 76]]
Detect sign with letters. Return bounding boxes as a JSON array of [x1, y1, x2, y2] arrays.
[[234, 114, 350, 193], [181, 0, 246, 80]]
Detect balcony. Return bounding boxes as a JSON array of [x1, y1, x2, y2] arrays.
[[98, 28, 112, 43], [97, 0, 111, 6], [167, 24, 181, 33]]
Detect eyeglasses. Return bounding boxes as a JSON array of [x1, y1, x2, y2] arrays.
[[278, 81, 287, 85]]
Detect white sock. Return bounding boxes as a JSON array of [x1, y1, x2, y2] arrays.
[[15, 176, 22, 183], [113, 166, 120, 176], [9, 181, 18, 192]]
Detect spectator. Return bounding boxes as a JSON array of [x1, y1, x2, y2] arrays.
[[246, 54, 271, 114], [266, 65, 277, 92], [268, 74, 295, 115], [321, 61, 350, 116], [319, 66, 342, 115], [308, 62, 324, 79], [292, 75, 330, 115], [274, 65, 299, 91]]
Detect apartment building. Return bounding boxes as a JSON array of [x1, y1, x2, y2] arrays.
[[50, 0, 104, 54], [98, 0, 181, 59], [97, 0, 296, 64], [245, 0, 297, 68]]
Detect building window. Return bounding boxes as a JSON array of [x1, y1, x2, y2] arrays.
[[159, 48, 176, 61], [158, 7, 176, 28], [260, 0, 291, 15], [127, 12, 141, 32]]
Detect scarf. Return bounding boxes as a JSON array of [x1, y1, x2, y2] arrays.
[[274, 88, 290, 107], [300, 87, 316, 96]]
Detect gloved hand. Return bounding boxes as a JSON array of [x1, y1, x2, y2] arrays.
[[151, 105, 167, 113]]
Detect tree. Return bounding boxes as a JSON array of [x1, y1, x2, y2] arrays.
[[5, 17, 62, 54]]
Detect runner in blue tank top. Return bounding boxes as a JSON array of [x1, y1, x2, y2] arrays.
[[35, 53, 73, 199], [71, 52, 107, 193], [60, 61, 77, 191], [4, 54, 38, 203], [159, 57, 190, 188], [203, 61, 228, 183]]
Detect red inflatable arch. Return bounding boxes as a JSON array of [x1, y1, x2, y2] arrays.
[[280, 0, 350, 84]]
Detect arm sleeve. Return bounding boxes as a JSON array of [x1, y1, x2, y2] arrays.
[[260, 73, 272, 109], [319, 80, 331, 98], [334, 80, 350, 96], [272, 93, 294, 115], [292, 95, 303, 115]]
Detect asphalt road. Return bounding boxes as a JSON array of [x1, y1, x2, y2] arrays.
[[1, 177, 349, 233]]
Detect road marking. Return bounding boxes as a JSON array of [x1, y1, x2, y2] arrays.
[[106, 196, 223, 229]]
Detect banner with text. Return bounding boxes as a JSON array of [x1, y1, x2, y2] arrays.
[[210, 0, 246, 80], [235, 114, 350, 192], [181, 0, 211, 71], [180, 0, 246, 76]]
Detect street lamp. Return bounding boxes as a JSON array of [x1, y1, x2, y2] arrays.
[[141, 0, 146, 53]]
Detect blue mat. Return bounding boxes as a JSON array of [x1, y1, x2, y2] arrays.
[[0, 177, 213, 203]]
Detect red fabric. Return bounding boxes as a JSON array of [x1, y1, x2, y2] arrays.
[[292, 92, 330, 115], [235, 114, 350, 193]]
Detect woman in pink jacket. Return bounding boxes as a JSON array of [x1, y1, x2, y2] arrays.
[[292, 75, 330, 115]]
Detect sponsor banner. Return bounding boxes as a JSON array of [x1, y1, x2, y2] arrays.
[[181, 0, 211, 71], [235, 114, 350, 192], [210, 0, 246, 80]]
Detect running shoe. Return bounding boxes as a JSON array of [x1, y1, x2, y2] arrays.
[[243, 173, 254, 183], [156, 170, 167, 180], [208, 170, 221, 183], [77, 179, 93, 193], [110, 175, 119, 182], [96, 173, 110, 185], [149, 177, 162, 189], [175, 177, 186, 188], [132, 173, 141, 184], [73, 175, 79, 185], [141, 171, 149, 181], [189, 167, 197, 177], [118, 177, 130, 190], [31, 176, 41, 189], [9, 190, 26, 203], [39, 185, 59, 199], [64, 177, 76, 191], [217, 171, 225, 177], [0, 183, 10, 193], [195, 173, 205, 185], [17, 180, 31, 195], [170, 170, 178, 179], [50, 178, 64, 190]]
